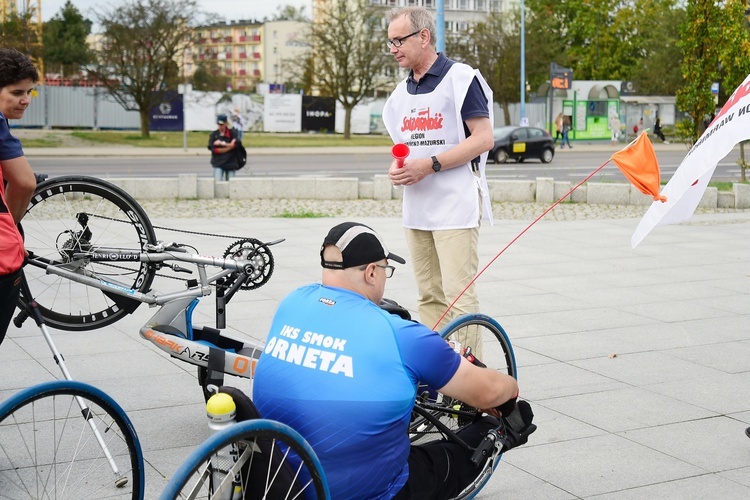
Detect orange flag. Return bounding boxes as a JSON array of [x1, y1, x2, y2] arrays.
[[611, 133, 667, 202]]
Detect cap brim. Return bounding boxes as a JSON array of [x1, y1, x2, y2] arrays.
[[387, 252, 406, 265]]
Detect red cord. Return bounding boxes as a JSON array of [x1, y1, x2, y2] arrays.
[[431, 159, 613, 330]]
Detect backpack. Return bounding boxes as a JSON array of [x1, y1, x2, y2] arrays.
[[235, 142, 247, 170]]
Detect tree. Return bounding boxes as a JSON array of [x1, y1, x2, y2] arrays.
[[271, 4, 309, 22], [87, 0, 202, 138], [43, 1, 93, 77], [676, 0, 750, 142], [190, 61, 231, 91], [447, 13, 520, 125], [1, 10, 44, 66], [524, 0, 684, 94], [307, 0, 392, 138]]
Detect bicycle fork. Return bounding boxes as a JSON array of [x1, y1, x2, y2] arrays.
[[15, 272, 129, 488]]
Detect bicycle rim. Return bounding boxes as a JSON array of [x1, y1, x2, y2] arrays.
[[409, 314, 517, 442], [0, 380, 144, 499], [20, 176, 157, 331], [162, 419, 329, 500]]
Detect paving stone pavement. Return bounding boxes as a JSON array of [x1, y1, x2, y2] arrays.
[[2, 207, 750, 499]]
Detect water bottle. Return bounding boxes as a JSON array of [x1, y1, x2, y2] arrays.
[[206, 392, 242, 500]]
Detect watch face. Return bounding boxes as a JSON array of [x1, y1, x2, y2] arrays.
[[432, 156, 441, 172]]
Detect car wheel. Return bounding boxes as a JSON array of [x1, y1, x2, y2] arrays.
[[541, 148, 554, 163], [494, 149, 509, 164]]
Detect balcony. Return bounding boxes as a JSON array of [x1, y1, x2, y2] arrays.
[[251, 35, 261, 42], [224, 36, 232, 43], [252, 53, 261, 59], [253, 69, 260, 76], [239, 52, 246, 59], [225, 70, 232, 76], [239, 69, 246, 76], [239, 36, 246, 42], [211, 38, 220, 43]]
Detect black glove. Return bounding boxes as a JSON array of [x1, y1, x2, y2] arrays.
[[500, 400, 536, 453]]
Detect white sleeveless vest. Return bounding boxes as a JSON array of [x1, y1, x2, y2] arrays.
[[383, 63, 493, 230]]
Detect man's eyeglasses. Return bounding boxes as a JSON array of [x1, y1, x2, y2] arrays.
[[386, 30, 422, 49], [359, 264, 395, 278]]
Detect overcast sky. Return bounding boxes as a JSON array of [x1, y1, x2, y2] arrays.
[[41, 0, 311, 24]]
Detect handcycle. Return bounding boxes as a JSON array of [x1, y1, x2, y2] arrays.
[[11, 175, 522, 498], [160, 313, 520, 500]]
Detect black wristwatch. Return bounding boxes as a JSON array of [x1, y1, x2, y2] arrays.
[[431, 155, 442, 173]]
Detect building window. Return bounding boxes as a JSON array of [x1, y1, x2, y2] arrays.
[[424, 0, 434, 7], [475, 0, 486, 10], [457, 0, 469, 9], [490, 0, 501, 11]]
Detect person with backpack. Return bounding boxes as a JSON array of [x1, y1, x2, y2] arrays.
[[208, 113, 242, 181]]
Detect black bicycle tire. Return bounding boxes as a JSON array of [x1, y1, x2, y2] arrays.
[[0, 379, 145, 499], [409, 313, 517, 442], [161, 419, 329, 500], [19, 175, 157, 331]]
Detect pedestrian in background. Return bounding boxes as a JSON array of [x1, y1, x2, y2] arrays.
[[231, 108, 246, 141], [208, 113, 240, 182], [609, 115, 621, 145], [554, 112, 563, 145], [653, 118, 668, 143], [0, 48, 38, 345], [560, 115, 572, 148], [382, 6, 494, 356]]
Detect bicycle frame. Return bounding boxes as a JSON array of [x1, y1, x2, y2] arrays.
[[26, 241, 267, 381]]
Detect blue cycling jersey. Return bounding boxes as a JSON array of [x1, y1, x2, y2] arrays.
[[253, 284, 461, 499]]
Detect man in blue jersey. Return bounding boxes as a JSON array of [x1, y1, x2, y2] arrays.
[[254, 222, 533, 499]]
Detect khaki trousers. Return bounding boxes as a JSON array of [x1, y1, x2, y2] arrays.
[[404, 226, 482, 357]]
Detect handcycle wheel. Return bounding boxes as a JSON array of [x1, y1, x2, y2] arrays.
[[19, 175, 157, 331], [161, 419, 330, 500], [0, 379, 145, 499], [409, 313, 517, 443]]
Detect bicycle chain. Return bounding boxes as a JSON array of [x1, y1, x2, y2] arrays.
[[84, 213, 267, 284], [86, 212, 254, 240]]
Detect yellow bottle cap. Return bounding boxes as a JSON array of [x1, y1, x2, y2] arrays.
[[206, 392, 237, 420]]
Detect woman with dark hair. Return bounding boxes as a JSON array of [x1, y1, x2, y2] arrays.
[[0, 48, 39, 345]]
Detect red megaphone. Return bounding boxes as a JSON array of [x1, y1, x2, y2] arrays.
[[391, 143, 410, 168]]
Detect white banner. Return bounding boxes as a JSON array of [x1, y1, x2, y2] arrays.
[[632, 73, 750, 248], [263, 94, 302, 133]]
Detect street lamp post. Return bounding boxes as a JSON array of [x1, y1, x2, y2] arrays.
[[436, 0, 445, 53], [520, 0, 526, 124]]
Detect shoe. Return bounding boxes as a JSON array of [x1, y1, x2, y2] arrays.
[[664, 140, 670, 144], [499, 400, 536, 452], [745, 427, 750, 439]]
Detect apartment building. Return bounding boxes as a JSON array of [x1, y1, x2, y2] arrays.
[[191, 19, 308, 92]]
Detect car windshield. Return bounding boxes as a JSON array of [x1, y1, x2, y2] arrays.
[[493, 127, 517, 140]]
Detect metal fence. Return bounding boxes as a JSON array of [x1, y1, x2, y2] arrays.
[[17, 87, 141, 129]]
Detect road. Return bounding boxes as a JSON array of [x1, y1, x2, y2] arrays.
[[27, 149, 746, 183]]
